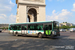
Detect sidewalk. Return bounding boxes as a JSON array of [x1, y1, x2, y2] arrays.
[[2, 30, 9, 33]]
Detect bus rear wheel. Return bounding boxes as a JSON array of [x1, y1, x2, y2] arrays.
[[38, 33, 42, 38], [15, 33, 18, 37], [22, 35, 26, 37]]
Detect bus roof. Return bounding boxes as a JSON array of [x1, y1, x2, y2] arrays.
[[9, 21, 58, 25]]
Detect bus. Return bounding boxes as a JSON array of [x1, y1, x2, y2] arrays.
[[8, 21, 60, 38]]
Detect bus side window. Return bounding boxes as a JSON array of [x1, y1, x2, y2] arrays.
[[17, 26, 19, 30], [11, 26, 13, 30], [14, 26, 17, 30], [44, 25, 48, 30], [28, 25, 37, 30], [9, 27, 11, 30], [22, 26, 27, 30], [49, 25, 52, 30], [28, 25, 32, 30], [30, 26, 32, 30], [24, 26, 27, 30], [28, 25, 43, 30], [32, 25, 37, 30], [30, 25, 34, 30], [37, 25, 43, 30], [17, 26, 21, 30], [28, 25, 30, 30], [34, 25, 37, 30]]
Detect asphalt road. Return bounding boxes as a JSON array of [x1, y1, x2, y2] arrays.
[[0, 31, 75, 50]]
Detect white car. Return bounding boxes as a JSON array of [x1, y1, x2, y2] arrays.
[[69, 28, 75, 32], [60, 29, 66, 32]]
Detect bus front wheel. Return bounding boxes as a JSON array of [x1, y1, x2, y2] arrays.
[[38, 33, 42, 38]]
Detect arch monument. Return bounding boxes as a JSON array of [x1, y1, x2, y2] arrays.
[[16, 0, 46, 23]]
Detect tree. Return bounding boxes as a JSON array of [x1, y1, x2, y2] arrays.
[[65, 22, 67, 23], [0, 27, 8, 30], [59, 25, 75, 29], [63, 22, 64, 23]]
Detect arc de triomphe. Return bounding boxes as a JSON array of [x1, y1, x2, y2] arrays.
[[16, 0, 46, 23]]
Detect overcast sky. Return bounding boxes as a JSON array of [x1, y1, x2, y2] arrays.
[[0, 0, 75, 24]]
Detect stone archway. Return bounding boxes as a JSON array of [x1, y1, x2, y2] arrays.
[[16, 0, 46, 23], [27, 8, 37, 22]]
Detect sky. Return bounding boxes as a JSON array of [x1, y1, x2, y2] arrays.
[[0, 0, 75, 24]]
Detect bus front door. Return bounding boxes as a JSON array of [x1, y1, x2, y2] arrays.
[[44, 25, 52, 36]]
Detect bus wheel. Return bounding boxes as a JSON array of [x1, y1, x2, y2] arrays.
[[38, 33, 42, 38], [15, 33, 18, 37], [22, 35, 26, 37]]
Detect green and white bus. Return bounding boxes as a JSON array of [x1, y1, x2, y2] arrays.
[[8, 21, 60, 38]]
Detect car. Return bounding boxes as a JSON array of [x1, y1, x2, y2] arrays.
[[60, 29, 66, 32], [0, 29, 2, 32], [69, 28, 75, 32]]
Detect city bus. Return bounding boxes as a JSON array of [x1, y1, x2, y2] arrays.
[[8, 21, 60, 38]]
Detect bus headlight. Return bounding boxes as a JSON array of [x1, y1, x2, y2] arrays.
[[52, 31, 56, 35], [54, 32, 56, 35]]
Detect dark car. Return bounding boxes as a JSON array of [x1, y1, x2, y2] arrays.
[[0, 29, 2, 32]]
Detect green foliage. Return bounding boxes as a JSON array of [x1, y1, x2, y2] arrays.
[[63, 22, 67, 23], [70, 26, 75, 28], [0, 27, 8, 30], [59, 25, 75, 29]]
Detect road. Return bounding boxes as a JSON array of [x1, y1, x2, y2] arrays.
[[0, 31, 75, 50]]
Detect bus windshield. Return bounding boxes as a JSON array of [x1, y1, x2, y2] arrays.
[[53, 22, 59, 31]]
